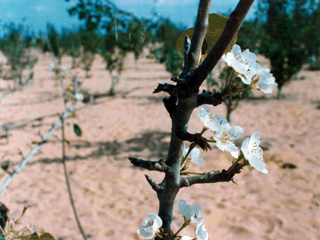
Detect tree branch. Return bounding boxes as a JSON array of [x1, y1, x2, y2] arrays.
[[189, 0, 255, 89], [180, 163, 243, 188], [128, 158, 169, 172], [186, 0, 213, 71], [197, 90, 223, 106]]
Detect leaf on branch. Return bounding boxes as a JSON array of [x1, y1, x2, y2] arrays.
[[177, 13, 238, 59], [1, 161, 10, 172], [73, 124, 82, 137]]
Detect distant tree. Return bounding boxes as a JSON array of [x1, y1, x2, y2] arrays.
[[149, 18, 184, 76], [304, 0, 320, 69], [59, 28, 81, 69], [236, 20, 261, 53], [67, 0, 151, 93], [257, 0, 313, 98], [79, 28, 99, 78], [46, 24, 62, 64], [0, 23, 38, 87]]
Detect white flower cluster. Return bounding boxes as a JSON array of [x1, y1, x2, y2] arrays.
[[199, 105, 268, 174], [137, 200, 209, 240], [222, 44, 277, 94], [179, 199, 208, 240]]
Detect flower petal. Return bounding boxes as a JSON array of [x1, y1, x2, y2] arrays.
[[188, 147, 200, 158], [179, 199, 193, 220], [137, 228, 155, 239], [199, 105, 212, 126], [190, 156, 204, 165], [241, 137, 249, 157], [248, 132, 260, 150], [225, 126, 243, 140], [209, 115, 229, 132], [196, 224, 208, 240], [247, 154, 268, 174]]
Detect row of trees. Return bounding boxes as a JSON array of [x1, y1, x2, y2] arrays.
[[0, 0, 319, 98]]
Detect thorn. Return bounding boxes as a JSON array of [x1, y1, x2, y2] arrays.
[[231, 178, 238, 185], [145, 174, 160, 192]]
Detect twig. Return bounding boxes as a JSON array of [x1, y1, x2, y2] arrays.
[[129, 158, 169, 172], [186, 0, 213, 70], [180, 163, 243, 188], [0, 110, 71, 194], [60, 117, 87, 240], [0, 78, 81, 194]]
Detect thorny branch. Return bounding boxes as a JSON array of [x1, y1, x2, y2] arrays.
[[128, 0, 255, 236]]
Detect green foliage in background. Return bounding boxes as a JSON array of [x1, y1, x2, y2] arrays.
[[257, 0, 319, 98], [149, 18, 184, 76]]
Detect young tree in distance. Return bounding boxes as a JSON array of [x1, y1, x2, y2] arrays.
[[46, 23, 62, 64], [257, 0, 313, 99], [304, 0, 320, 69], [150, 18, 184, 76], [60, 28, 82, 69], [0, 23, 38, 87]]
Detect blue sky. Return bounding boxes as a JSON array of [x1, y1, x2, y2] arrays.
[[0, 0, 257, 33]]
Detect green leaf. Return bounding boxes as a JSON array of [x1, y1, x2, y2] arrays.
[[177, 13, 238, 58], [1, 161, 10, 171], [73, 124, 82, 137]]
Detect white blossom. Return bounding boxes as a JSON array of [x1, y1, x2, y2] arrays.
[[179, 199, 204, 224], [252, 66, 278, 94], [75, 93, 84, 101], [137, 214, 162, 239], [241, 132, 268, 174], [199, 105, 212, 128], [222, 44, 260, 84], [222, 44, 277, 94], [179, 224, 209, 240], [184, 146, 204, 164], [199, 106, 243, 158], [180, 236, 194, 240], [196, 224, 209, 240]]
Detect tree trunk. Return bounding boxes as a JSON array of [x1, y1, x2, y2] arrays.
[[277, 86, 283, 99]]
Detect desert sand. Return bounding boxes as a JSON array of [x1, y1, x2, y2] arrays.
[[0, 51, 319, 240]]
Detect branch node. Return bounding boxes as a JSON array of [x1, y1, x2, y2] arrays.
[[163, 96, 177, 115]]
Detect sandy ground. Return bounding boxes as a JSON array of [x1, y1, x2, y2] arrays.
[[0, 51, 319, 240]]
